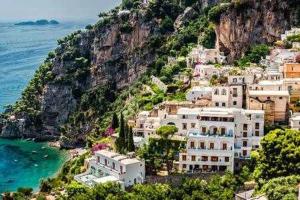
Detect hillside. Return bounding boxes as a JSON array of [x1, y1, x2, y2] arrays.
[[0, 0, 299, 148]]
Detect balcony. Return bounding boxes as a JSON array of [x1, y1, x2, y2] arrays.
[[188, 129, 234, 138], [187, 148, 234, 156], [90, 161, 126, 179]]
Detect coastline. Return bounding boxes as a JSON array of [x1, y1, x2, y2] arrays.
[[0, 138, 68, 194]]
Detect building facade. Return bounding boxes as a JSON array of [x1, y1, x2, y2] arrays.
[[75, 150, 145, 188]]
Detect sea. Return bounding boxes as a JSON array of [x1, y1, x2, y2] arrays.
[[0, 21, 88, 194]]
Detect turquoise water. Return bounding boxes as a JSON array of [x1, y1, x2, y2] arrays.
[[0, 22, 88, 112], [0, 139, 67, 193]]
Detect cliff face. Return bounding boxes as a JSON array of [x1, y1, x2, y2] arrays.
[[215, 0, 300, 62], [0, 11, 157, 142]]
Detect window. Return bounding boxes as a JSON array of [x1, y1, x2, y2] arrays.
[[255, 131, 260, 136], [243, 150, 247, 157], [182, 115, 186, 119], [222, 143, 227, 150], [232, 88, 238, 97], [214, 89, 219, 95], [191, 155, 196, 161], [211, 156, 218, 162], [243, 132, 248, 137], [221, 127, 226, 135], [112, 162, 115, 170], [190, 141, 195, 149], [97, 156, 100, 163], [105, 159, 107, 166], [233, 78, 237, 83], [120, 166, 123, 174], [215, 102, 219, 107], [255, 123, 260, 129], [225, 157, 229, 162], [210, 143, 214, 149], [243, 141, 247, 147], [233, 101, 237, 106], [183, 123, 187, 130], [182, 155, 186, 161], [182, 164, 187, 169], [243, 124, 248, 131], [213, 127, 218, 134], [202, 156, 208, 161], [200, 142, 205, 149], [279, 97, 282, 99], [222, 102, 226, 107], [202, 127, 207, 133], [191, 123, 196, 128], [221, 89, 227, 95]]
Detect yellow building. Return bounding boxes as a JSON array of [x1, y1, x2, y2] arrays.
[[283, 63, 300, 78]]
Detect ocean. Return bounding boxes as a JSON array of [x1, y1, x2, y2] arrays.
[[0, 21, 86, 194], [0, 139, 67, 193], [0, 22, 88, 112]]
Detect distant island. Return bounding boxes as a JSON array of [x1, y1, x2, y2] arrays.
[[15, 19, 59, 26]]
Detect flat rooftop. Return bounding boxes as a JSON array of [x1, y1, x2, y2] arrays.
[[248, 90, 290, 96]]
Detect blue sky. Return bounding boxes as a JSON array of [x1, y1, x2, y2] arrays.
[[0, 0, 121, 22]]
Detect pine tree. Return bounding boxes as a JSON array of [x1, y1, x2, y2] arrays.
[[124, 123, 129, 151], [111, 112, 119, 129], [127, 127, 135, 152], [116, 112, 125, 153]]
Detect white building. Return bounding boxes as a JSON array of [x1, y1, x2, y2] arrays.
[[75, 150, 145, 188], [290, 113, 300, 130], [133, 111, 161, 139], [186, 86, 212, 102], [212, 85, 243, 108], [174, 107, 265, 172], [187, 45, 226, 67]]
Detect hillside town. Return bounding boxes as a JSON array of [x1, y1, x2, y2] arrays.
[[72, 27, 300, 199]]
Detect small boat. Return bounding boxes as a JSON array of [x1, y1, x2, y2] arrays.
[[44, 155, 48, 158], [32, 151, 37, 154], [14, 160, 18, 162], [41, 147, 46, 149], [34, 164, 38, 167]]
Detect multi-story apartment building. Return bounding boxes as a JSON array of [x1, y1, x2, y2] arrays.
[[283, 63, 300, 78], [173, 107, 265, 172], [75, 150, 145, 188], [212, 85, 243, 108], [247, 90, 289, 125]]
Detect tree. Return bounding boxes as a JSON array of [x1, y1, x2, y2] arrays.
[[160, 16, 174, 34], [111, 112, 119, 129], [116, 113, 126, 153], [156, 125, 178, 174], [127, 126, 135, 152], [253, 129, 300, 181]]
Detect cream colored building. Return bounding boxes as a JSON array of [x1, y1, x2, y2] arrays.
[[247, 90, 289, 124], [175, 107, 265, 172], [290, 113, 300, 130]]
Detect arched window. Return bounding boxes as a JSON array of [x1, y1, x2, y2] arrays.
[[221, 89, 227, 95], [214, 89, 219, 95]]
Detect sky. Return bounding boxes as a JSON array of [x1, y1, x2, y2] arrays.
[[0, 0, 122, 22]]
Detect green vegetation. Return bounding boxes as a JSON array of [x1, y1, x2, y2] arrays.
[[236, 44, 270, 68], [253, 129, 300, 181], [250, 129, 300, 199], [287, 34, 300, 42], [61, 172, 240, 200], [256, 176, 300, 200]]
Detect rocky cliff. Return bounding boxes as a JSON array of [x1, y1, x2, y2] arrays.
[[1, 0, 299, 146], [0, 9, 157, 144], [215, 0, 300, 62]]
